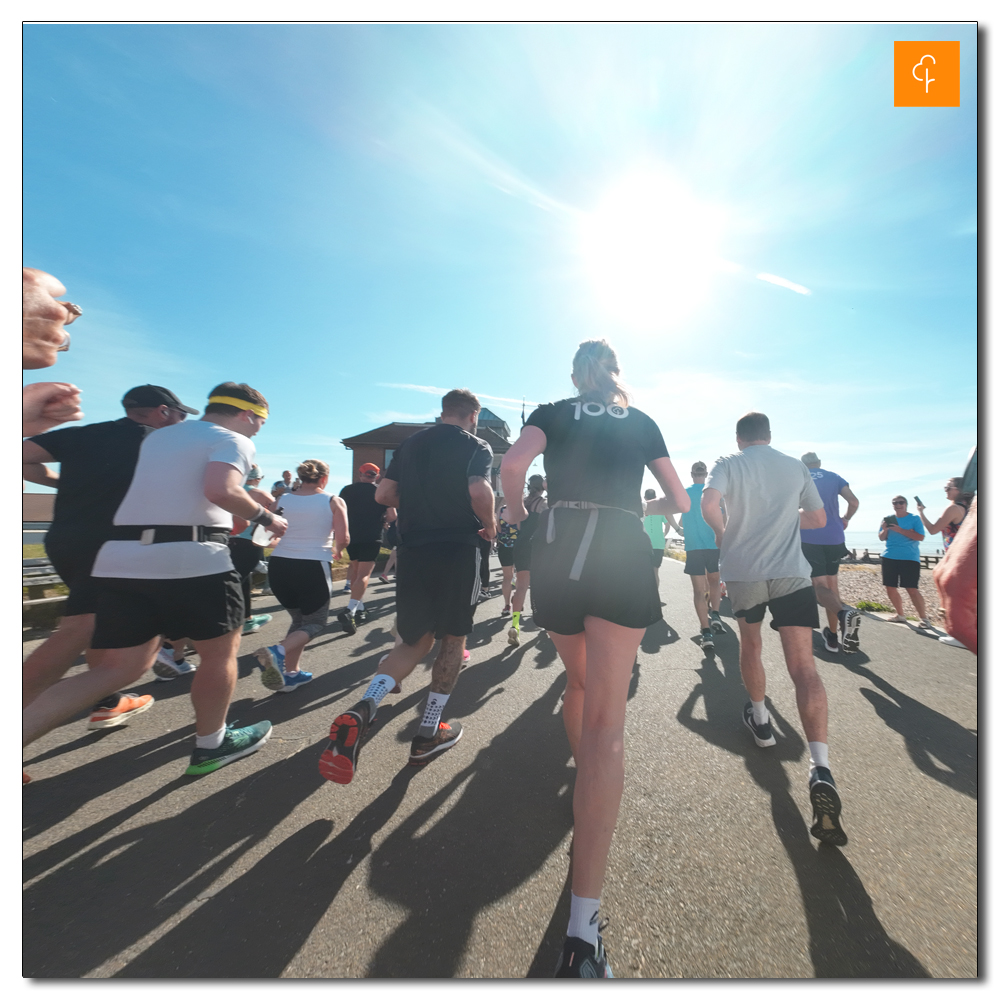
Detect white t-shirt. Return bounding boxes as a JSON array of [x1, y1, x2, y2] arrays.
[[92, 419, 255, 580]]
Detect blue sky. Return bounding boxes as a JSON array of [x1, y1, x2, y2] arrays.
[[23, 22, 977, 531]]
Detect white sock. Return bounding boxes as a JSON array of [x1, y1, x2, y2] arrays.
[[356, 601, 365, 611], [809, 741, 830, 770], [195, 726, 226, 749], [418, 691, 449, 737], [567, 893, 601, 946], [348, 599, 360, 612], [752, 699, 768, 725], [362, 673, 396, 709]]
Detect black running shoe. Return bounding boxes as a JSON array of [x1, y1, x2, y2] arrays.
[[409, 720, 463, 766], [839, 609, 861, 654], [354, 608, 369, 625], [822, 627, 840, 653], [709, 610, 725, 634], [337, 609, 357, 635], [809, 766, 848, 846], [742, 701, 776, 747], [554, 935, 613, 978], [318, 702, 372, 784], [700, 627, 715, 651]]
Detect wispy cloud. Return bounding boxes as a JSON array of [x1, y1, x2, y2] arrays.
[[365, 410, 439, 424], [756, 272, 812, 295], [377, 383, 538, 412]]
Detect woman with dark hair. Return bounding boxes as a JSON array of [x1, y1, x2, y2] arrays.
[[505, 473, 547, 646], [255, 460, 349, 692], [501, 338, 688, 977], [917, 477, 972, 551]]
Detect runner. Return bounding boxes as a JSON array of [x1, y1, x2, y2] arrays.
[[255, 460, 349, 692], [675, 461, 724, 652], [228, 464, 275, 636], [337, 463, 389, 634], [642, 488, 668, 591], [879, 496, 931, 627], [378, 507, 399, 582], [798, 451, 861, 653], [701, 411, 848, 847], [505, 474, 547, 647], [319, 388, 495, 784], [22, 384, 198, 728], [495, 503, 519, 616], [22, 382, 287, 776], [501, 340, 689, 977]]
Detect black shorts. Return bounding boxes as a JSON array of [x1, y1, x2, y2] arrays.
[[882, 557, 920, 589], [395, 542, 481, 644], [346, 540, 381, 563], [268, 556, 331, 616], [91, 570, 244, 649], [228, 536, 263, 580], [530, 507, 661, 635], [497, 544, 515, 567], [44, 535, 103, 616], [731, 583, 820, 631], [684, 548, 720, 576], [512, 541, 533, 572], [651, 548, 664, 567], [802, 542, 849, 578]]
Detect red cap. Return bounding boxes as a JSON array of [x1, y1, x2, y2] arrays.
[[359, 463, 380, 475]]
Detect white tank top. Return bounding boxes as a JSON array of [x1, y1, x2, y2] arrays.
[[270, 491, 335, 561]]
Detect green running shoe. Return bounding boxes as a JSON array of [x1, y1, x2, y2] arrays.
[[185, 722, 272, 776]]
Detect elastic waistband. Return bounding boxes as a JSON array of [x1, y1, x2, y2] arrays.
[[548, 500, 640, 518], [108, 525, 230, 545]]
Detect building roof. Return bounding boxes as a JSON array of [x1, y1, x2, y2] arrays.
[[341, 420, 510, 455]]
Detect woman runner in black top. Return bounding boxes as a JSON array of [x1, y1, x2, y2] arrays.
[[506, 473, 547, 647], [501, 339, 688, 978]]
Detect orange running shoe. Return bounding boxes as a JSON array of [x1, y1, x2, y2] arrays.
[[87, 693, 154, 730], [318, 702, 372, 784]]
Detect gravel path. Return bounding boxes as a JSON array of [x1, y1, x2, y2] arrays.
[[831, 564, 944, 623]]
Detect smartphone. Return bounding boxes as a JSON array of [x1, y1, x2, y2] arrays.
[[913, 496, 923, 507], [883, 515, 898, 526]]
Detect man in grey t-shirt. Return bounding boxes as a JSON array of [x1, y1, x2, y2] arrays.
[[702, 411, 847, 847]]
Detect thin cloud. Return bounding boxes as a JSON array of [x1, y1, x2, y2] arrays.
[[756, 272, 812, 295], [377, 383, 539, 410]]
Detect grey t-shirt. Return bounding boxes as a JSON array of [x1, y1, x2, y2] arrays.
[[705, 445, 823, 582]]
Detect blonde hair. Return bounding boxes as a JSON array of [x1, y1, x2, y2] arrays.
[[572, 339, 630, 407], [297, 459, 329, 483]]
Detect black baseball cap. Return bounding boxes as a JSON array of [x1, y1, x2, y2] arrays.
[[121, 384, 199, 414]]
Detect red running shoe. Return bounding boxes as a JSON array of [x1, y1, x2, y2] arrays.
[[318, 703, 372, 784]]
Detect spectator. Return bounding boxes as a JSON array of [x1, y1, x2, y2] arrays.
[[916, 477, 972, 551], [878, 496, 930, 627]]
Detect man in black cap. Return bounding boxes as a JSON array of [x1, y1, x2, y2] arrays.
[[22, 384, 198, 729]]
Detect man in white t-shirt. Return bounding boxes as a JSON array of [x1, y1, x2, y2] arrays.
[[702, 412, 848, 847], [22, 382, 289, 778]]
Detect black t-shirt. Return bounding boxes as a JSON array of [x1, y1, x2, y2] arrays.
[[338, 481, 387, 543], [385, 423, 494, 547], [29, 418, 152, 545], [525, 398, 668, 516]]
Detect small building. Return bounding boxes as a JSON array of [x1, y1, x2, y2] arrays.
[[341, 408, 513, 496]]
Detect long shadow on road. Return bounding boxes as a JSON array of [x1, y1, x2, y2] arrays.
[[675, 638, 928, 977]]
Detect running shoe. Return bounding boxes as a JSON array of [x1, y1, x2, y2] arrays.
[[338, 609, 357, 636], [838, 609, 861, 653], [87, 693, 154, 730], [938, 634, 968, 648], [255, 645, 287, 691], [354, 608, 369, 625], [822, 627, 840, 653], [886, 614, 908, 623], [276, 670, 313, 693], [185, 721, 272, 776], [342, 580, 351, 592], [318, 702, 372, 784], [507, 625, 520, 647], [742, 701, 776, 747], [153, 648, 196, 681], [709, 610, 725, 634], [242, 613, 273, 635], [917, 619, 934, 630], [409, 720, 463, 766], [700, 627, 715, 651], [462, 648, 471, 663], [500, 605, 511, 618], [809, 766, 848, 846], [378, 573, 390, 584], [478, 587, 492, 603], [554, 935, 613, 978]]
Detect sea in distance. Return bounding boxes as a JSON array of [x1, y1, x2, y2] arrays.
[[843, 530, 945, 557]]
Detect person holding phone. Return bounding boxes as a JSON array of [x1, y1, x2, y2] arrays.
[[878, 496, 930, 627], [916, 478, 971, 551]]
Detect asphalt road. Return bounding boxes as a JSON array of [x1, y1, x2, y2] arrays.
[[22, 557, 978, 979]]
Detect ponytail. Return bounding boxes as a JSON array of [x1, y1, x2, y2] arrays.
[[572, 339, 630, 407]]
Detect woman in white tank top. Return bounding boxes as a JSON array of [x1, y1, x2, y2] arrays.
[[255, 460, 349, 693]]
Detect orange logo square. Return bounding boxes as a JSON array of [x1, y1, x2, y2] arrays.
[[894, 41, 960, 107]]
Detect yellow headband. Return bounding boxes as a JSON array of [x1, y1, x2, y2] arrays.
[[208, 395, 268, 418]]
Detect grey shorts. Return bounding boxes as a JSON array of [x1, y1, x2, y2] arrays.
[[288, 604, 330, 639], [726, 577, 819, 630]]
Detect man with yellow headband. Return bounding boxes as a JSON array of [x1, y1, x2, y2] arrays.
[[23, 382, 289, 779]]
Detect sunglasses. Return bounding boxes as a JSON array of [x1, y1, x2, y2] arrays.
[[892, 501, 906, 506]]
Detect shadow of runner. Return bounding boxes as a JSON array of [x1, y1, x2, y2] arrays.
[[115, 769, 420, 977], [675, 642, 928, 977], [640, 618, 679, 655], [364, 673, 575, 978], [23, 748, 327, 977]]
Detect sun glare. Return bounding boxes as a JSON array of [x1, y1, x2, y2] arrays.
[[579, 169, 728, 330]]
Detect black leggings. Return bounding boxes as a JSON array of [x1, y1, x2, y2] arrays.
[[478, 536, 491, 588], [229, 537, 263, 620]]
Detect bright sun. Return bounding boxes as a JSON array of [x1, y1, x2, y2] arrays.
[[579, 168, 728, 330]]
